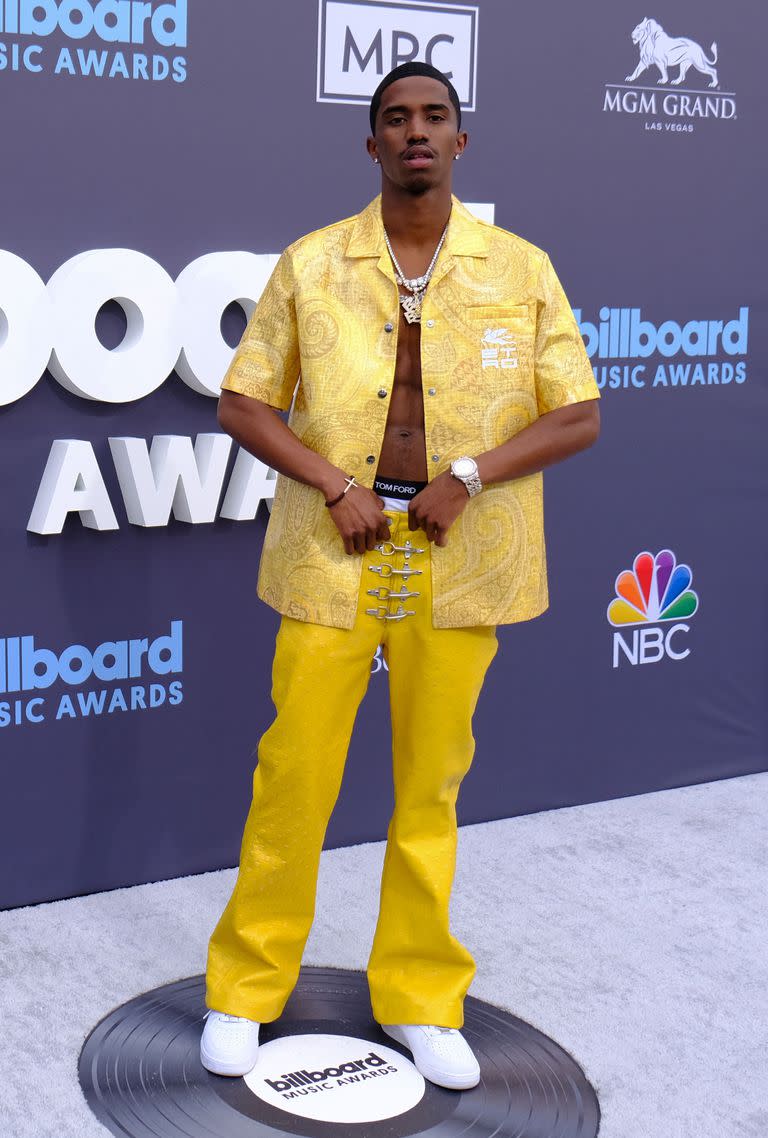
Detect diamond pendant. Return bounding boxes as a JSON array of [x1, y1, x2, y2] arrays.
[[398, 274, 428, 292], [399, 292, 422, 324]]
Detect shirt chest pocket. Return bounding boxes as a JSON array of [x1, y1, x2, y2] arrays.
[[468, 303, 535, 384]]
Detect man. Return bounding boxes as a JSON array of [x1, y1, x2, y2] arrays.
[[201, 61, 600, 1090]]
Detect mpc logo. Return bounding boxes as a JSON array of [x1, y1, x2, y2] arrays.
[[603, 16, 736, 132], [317, 0, 478, 109]]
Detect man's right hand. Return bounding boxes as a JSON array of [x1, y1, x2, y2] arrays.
[[328, 486, 391, 554]]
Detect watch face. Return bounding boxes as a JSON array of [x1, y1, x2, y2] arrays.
[[453, 458, 476, 478]]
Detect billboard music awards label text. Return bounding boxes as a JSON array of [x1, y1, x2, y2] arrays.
[[243, 1035, 425, 1125], [0, 621, 183, 727], [0, 0, 187, 82], [575, 307, 748, 391]]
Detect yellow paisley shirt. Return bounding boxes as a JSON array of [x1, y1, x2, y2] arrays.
[[221, 195, 599, 630]]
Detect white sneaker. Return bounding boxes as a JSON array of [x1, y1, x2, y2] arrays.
[[200, 1010, 260, 1076], [381, 1023, 480, 1090]]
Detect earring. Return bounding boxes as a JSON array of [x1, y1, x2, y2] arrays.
[[454, 154, 461, 161], [372, 157, 379, 164]]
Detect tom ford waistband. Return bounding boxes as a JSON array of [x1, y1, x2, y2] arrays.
[[373, 477, 427, 501]]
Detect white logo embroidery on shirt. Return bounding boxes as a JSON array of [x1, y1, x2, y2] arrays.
[[481, 328, 518, 369]]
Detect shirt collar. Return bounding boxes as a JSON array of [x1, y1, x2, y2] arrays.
[[345, 194, 490, 261]]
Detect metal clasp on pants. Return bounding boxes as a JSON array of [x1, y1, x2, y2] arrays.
[[367, 586, 420, 601], [365, 605, 417, 621], [374, 540, 426, 559], [369, 563, 422, 579]]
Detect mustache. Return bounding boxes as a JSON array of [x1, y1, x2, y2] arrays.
[[401, 145, 435, 159]]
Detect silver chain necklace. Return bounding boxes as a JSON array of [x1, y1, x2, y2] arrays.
[[382, 221, 449, 324]]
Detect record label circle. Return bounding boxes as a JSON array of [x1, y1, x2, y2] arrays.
[[243, 1033, 425, 1122], [79, 966, 600, 1138]]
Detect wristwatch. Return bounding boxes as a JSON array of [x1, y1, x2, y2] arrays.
[[450, 456, 483, 497]]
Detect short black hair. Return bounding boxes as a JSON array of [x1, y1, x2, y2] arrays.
[[369, 62, 462, 135]]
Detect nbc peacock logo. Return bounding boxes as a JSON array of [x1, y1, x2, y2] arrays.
[[608, 549, 699, 668]]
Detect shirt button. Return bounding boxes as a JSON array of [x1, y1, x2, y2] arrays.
[[426, 319, 435, 328], [384, 322, 394, 333], [377, 388, 387, 398], [428, 387, 436, 396], [432, 454, 440, 462], [366, 455, 376, 464]]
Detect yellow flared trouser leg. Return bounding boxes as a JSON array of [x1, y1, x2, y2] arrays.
[[205, 512, 498, 1026]]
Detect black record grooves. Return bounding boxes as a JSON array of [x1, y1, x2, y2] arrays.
[[79, 966, 600, 1138]]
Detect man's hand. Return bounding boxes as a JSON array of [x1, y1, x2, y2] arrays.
[[408, 471, 469, 546], [329, 486, 392, 555]]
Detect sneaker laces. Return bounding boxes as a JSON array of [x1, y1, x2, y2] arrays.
[[204, 1010, 254, 1025]]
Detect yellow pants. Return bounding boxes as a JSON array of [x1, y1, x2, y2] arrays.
[[205, 511, 498, 1028]]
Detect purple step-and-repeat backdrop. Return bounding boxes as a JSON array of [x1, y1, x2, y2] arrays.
[[1, 0, 766, 908]]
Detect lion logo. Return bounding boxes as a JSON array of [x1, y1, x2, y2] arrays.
[[625, 17, 718, 88]]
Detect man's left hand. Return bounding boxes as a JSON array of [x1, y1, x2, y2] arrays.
[[408, 471, 470, 546]]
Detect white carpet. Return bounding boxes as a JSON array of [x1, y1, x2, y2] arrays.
[[1, 772, 766, 1137]]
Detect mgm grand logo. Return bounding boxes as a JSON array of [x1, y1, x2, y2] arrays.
[[604, 17, 736, 130]]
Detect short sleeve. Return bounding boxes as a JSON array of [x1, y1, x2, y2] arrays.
[[534, 253, 600, 415], [220, 250, 300, 411]]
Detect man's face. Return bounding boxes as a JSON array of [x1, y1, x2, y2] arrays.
[[367, 76, 467, 194]]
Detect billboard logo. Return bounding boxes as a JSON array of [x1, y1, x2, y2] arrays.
[[603, 17, 735, 130], [0, 620, 184, 726], [0, 0, 186, 45], [317, 0, 478, 110], [0, 0, 187, 82], [243, 1034, 424, 1124], [609, 550, 699, 668], [573, 306, 749, 391]]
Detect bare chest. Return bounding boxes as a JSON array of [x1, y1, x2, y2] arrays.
[[393, 308, 422, 392]]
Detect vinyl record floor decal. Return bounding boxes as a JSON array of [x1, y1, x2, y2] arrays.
[[79, 967, 600, 1137]]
